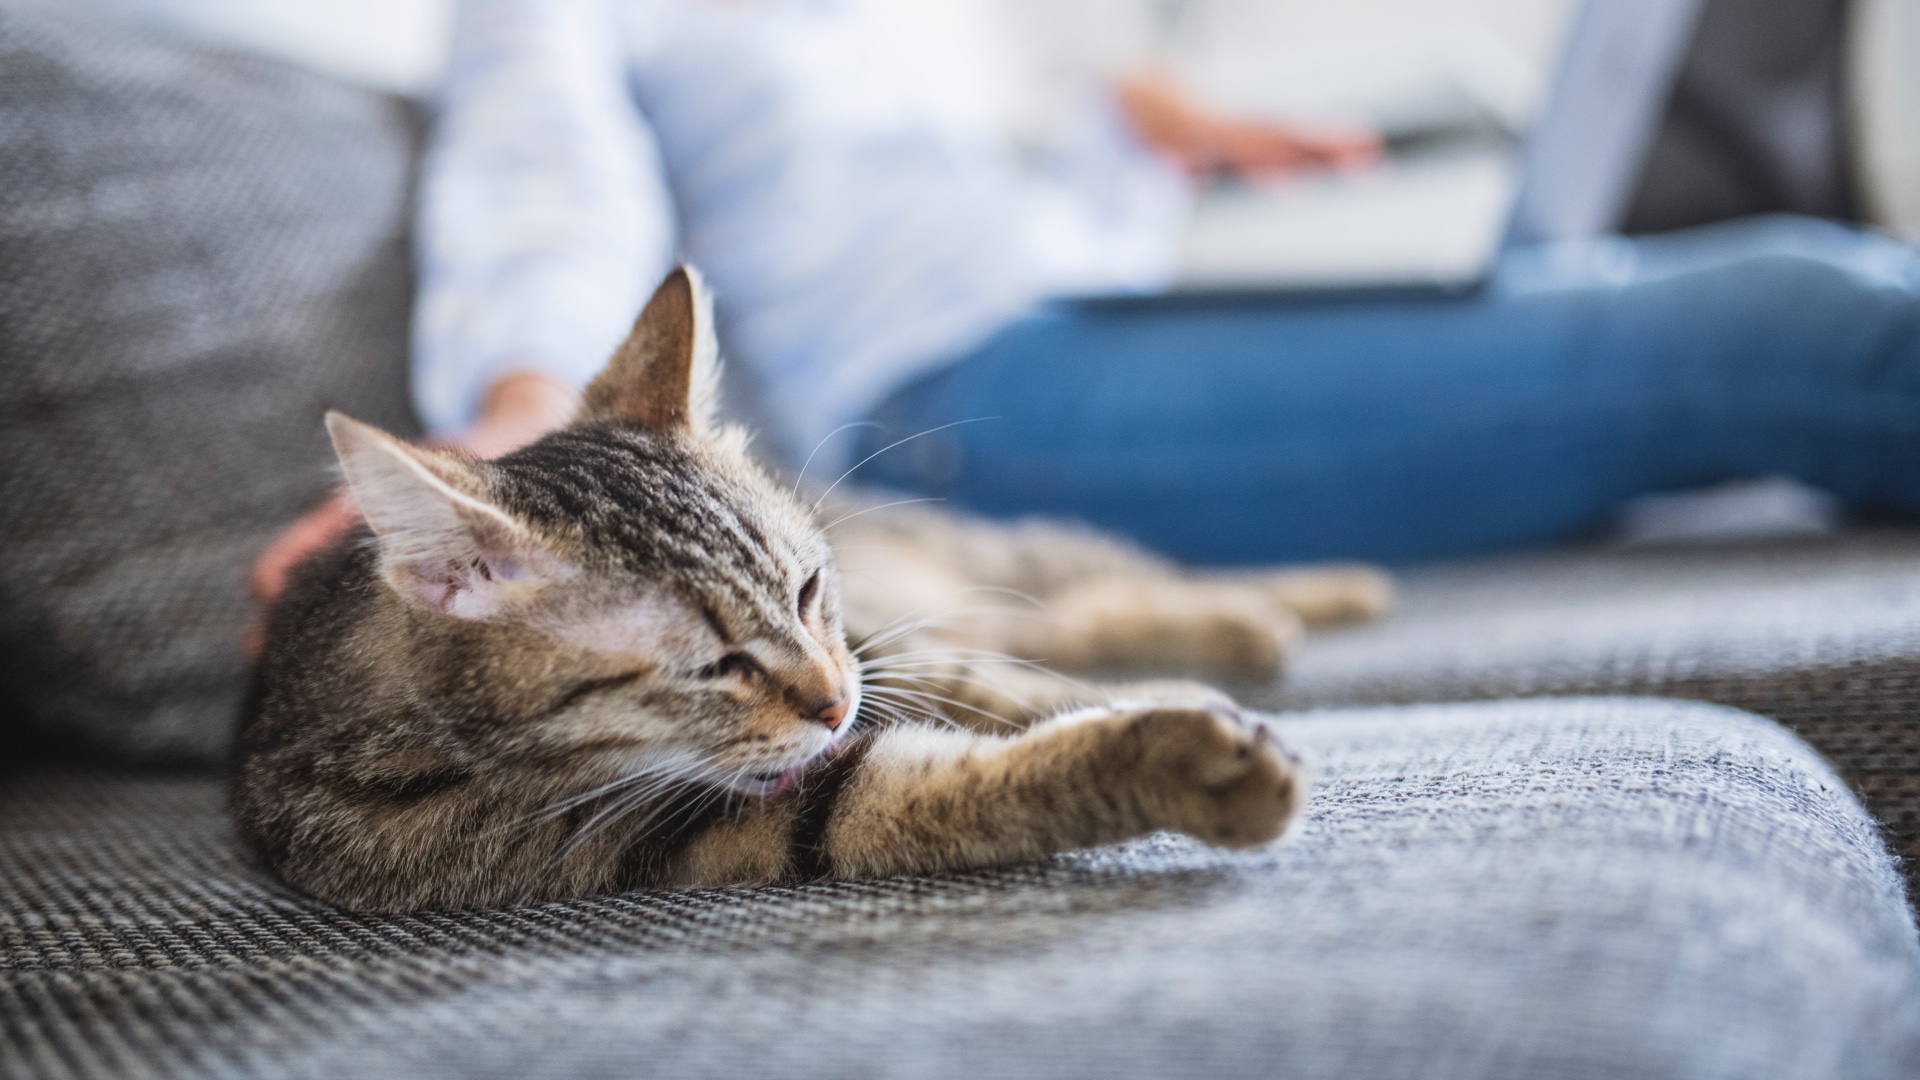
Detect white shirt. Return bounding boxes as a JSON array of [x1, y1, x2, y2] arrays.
[[412, 0, 1189, 463]]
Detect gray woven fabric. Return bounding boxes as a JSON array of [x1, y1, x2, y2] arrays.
[[1255, 531, 1920, 892], [4, 699, 1916, 1079], [0, 3, 420, 764], [1, 20, 1917, 1074]]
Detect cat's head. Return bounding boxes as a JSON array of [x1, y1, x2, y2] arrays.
[[324, 268, 858, 796]]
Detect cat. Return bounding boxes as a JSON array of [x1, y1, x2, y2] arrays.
[[827, 497, 1389, 731], [234, 268, 1388, 913]]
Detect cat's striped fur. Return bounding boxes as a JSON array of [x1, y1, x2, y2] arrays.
[[234, 269, 1333, 913]]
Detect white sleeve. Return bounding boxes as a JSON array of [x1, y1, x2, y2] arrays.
[[981, 0, 1161, 148], [411, 0, 676, 437]]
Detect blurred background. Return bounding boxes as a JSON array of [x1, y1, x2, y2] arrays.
[[36, 0, 1920, 243]]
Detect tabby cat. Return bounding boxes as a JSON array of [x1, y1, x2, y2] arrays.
[[234, 268, 1388, 912]]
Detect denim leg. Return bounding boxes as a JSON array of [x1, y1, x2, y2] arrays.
[[857, 218, 1920, 565]]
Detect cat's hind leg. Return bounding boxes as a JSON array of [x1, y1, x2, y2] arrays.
[[1018, 577, 1305, 680], [1208, 563, 1395, 628], [1010, 564, 1395, 679]]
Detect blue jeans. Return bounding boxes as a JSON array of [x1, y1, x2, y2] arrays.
[[855, 216, 1920, 565]]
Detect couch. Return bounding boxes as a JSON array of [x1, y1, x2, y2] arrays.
[[1261, 530, 1920, 887], [2, 6, 1917, 1078]]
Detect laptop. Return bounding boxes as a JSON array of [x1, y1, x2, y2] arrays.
[[1164, 0, 1707, 296]]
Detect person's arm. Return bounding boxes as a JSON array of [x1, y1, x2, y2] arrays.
[[1114, 73, 1379, 178], [987, 1, 1374, 179], [249, 0, 673, 636], [412, 0, 677, 438]]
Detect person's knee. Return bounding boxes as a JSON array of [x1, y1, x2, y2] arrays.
[[1650, 213, 1920, 290]]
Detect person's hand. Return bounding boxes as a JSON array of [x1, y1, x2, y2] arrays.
[[435, 370, 580, 459], [1116, 73, 1380, 178], [244, 370, 578, 657]]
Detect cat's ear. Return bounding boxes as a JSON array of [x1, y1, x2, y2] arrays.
[[325, 412, 568, 619], [578, 265, 721, 435]]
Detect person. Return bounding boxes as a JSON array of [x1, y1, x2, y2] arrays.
[[252, 0, 1920, 622]]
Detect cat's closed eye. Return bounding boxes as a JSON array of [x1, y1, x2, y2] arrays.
[[797, 570, 821, 619], [699, 651, 766, 681]]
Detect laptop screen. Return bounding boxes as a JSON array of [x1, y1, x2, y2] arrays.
[[1503, 0, 1707, 246]]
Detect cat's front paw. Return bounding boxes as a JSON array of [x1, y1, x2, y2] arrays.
[[1130, 708, 1303, 849]]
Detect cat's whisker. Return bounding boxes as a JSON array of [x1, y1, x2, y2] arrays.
[[858, 650, 1053, 678], [846, 592, 1063, 659], [853, 689, 922, 719], [847, 601, 994, 648], [860, 644, 1103, 700], [858, 696, 999, 734], [564, 785, 658, 847], [595, 793, 681, 853], [810, 416, 999, 514], [860, 684, 940, 718], [548, 743, 818, 864], [867, 684, 1021, 726], [870, 702, 966, 733], [856, 700, 915, 726], [510, 761, 715, 869], [850, 605, 1037, 658], [848, 607, 976, 653], [932, 584, 1048, 610], [856, 684, 1021, 729], [503, 757, 707, 836], [616, 783, 732, 851], [865, 672, 1021, 700], [558, 772, 711, 863], [819, 497, 946, 532], [859, 654, 1043, 682], [487, 774, 654, 840], [848, 693, 964, 732], [858, 653, 1046, 673], [862, 670, 1044, 697], [559, 776, 692, 845], [864, 585, 1051, 624], [860, 666, 1055, 718], [857, 641, 1040, 660], [790, 421, 882, 497]]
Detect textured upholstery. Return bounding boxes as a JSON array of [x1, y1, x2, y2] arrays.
[[0, 3, 420, 764], [2, 9, 1918, 1076], [5, 699, 1917, 1079], [1257, 531, 1920, 894]]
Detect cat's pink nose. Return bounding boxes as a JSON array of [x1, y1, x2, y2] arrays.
[[811, 695, 851, 731]]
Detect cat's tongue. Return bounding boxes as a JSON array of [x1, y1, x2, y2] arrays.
[[767, 766, 806, 798]]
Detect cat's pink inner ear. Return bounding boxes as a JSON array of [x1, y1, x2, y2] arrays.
[[384, 507, 539, 619], [324, 411, 560, 620]]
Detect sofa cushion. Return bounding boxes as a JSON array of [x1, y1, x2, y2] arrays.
[[1258, 530, 1920, 894], [3, 699, 1915, 1078], [0, 3, 421, 764]]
